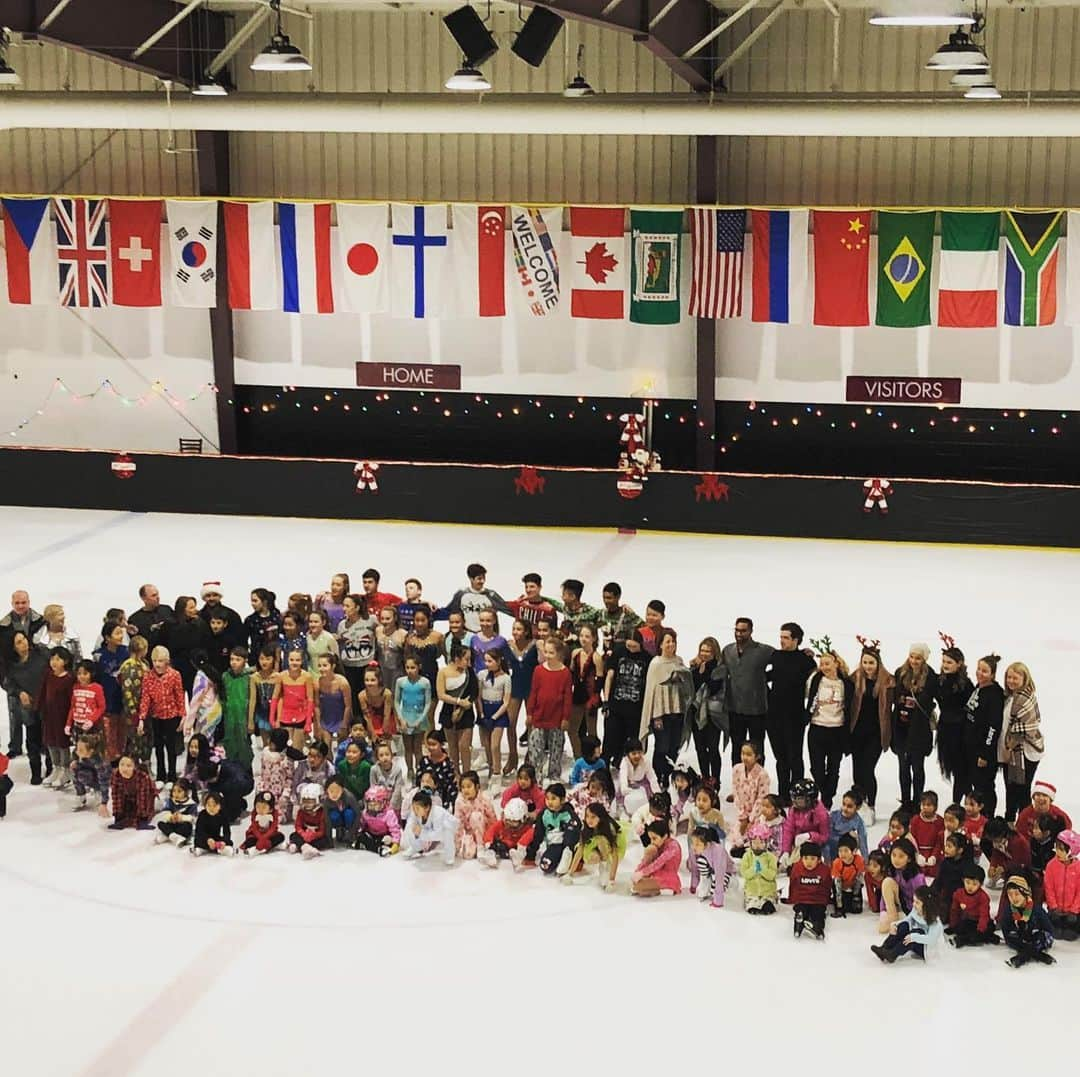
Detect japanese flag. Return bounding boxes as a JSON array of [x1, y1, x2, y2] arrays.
[[337, 203, 388, 314]]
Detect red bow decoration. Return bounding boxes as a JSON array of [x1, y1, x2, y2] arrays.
[[354, 461, 380, 493], [514, 466, 546, 496]]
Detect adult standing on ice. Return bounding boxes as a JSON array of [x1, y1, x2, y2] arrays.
[[999, 662, 1044, 823], [127, 584, 174, 646], [766, 622, 817, 806], [722, 618, 774, 770], [891, 644, 937, 813], [964, 654, 1005, 819], [198, 583, 243, 649]]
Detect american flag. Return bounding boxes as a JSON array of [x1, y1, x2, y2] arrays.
[[688, 208, 746, 318], [56, 197, 109, 307]]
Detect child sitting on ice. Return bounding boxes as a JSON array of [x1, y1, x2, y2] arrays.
[[289, 783, 331, 859], [70, 734, 111, 817], [402, 790, 458, 865], [739, 822, 779, 915], [630, 818, 682, 897], [877, 810, 914, 857], [618, 739, 658, 818], [368, 739, 407, 815], [1000, 870, 1056, 968], [788, 841, 830, 940], [830, 833, 865, 917], [109, 754, 155, 831], [688, 824, 734, 908], [752, 794, 785, 856], [825, 788, 869, 862], [335, 739, 371, 804], [401, 770, 442, 820], [257, 729, 299, 823], [480, 797, 534, 869], [153, 777, 197, 846], [292, 740, 334, 799], [632, 791, 673, 846], [500, 763, 545, 823], [354, 785, 401, 855], [524, 783, 581, 875], [454, 770, 497, 860], [564, 802, 625, 891], [1044, 829, 1080, 941], [668, 764, 697, 834], [871, 885, 943, 963], [780, 780, 829, 870], [568, 735, 606, 788], [910, 790, 945, 877], [569, 767, 615, 820], [193, 790, 234, 856], [241, 791, 284, 855], [324, 776, 360, 846], [945, 862, 998, 947]]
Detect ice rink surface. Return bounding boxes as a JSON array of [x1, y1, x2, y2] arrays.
[[2, 507, 1078, 1076]]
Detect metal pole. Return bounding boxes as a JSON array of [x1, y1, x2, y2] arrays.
[[683, 0, 760, 61], [714, 1, 788, 81], [132, 0, 204, 60]]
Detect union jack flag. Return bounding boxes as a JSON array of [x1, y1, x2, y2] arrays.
[[55, 198, 109, 307]]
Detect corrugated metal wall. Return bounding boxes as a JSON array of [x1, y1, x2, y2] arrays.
[[715, 4, 1080, 206], [228, 8, 692, 203], [0, 43, 199, 195]]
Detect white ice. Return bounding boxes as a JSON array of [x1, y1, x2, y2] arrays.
[[1, 507, 1078, 1076]]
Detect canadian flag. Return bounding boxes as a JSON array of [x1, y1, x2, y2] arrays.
[[109, 199, 163, 307], [451, 204, 507, 317], [569, 206, 626, 319]]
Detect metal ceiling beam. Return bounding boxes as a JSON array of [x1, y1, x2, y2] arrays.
[[683, 0, 759, 61], [714, 0, 789, 81], [543, 0, 721, 91], [132, 0, 204, 61], [0, 0, 230, 86]]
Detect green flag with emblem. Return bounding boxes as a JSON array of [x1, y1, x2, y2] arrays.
[[629, 209, 683, 325], [876, 210, 935, 328]]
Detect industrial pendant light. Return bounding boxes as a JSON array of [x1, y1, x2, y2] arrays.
[[445, 62, 491, 92], [564, 44, 595, 98], [251, 0, 311, 72], [869, 2, 975, 27], [0, 29, 19, 86], [925, 27, 989, 69], [192, 72, 228, 96]]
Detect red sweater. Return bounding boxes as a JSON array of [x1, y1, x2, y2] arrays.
[[1015, 803, 1073, 838], [788, 861, 831, 905], [245, 809, 282, 852], [949, 887, 991, 933], [483, 818, 535, 850], [527, 664, 572, 729], [138, 668, 186, 721], [500, 781, 545, 815], [294, 806, 328, 845], [909, 813, 945, 877], [66, 683, 106, 735]]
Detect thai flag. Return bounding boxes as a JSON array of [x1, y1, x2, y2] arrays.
[[2, 197, 56, 304], [278, 202, 335, 314], [223, 200, 277, 311], [750, 209, 808, 324]]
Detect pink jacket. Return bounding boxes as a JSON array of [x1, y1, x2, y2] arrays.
[[780, 801, 830, 855], [731, 762, 770, 827], [360, 806, 402, 843], [455, 790, 497, 837], [1044, 857, 1080, 914], [636, 837, 683, 893]]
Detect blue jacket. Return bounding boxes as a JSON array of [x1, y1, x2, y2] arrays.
[[569, 757, 606, 788], [826, 808, 868, 861], [899, 908, 943, 948]]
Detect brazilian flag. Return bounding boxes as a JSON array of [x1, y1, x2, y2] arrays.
[[876, 211, 935, 328]]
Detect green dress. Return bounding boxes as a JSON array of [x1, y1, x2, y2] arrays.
[[222, 667, 253, 766]]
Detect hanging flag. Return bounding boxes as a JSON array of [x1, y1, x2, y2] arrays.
[[1066, 211, 1080, 326], [509, 206, 560, 316], [1, 197, 57, 305], [750, 208, 808, 324], [451, 204, 507, 317], [337, 202, 388, 314], [108, 199, 163, 308], [1003, 210, 1062, 327], [812, 210, 871, 326], [938, 211, 999, 328], [55, 198, 109, 308], [688, 208, 745, 319], [166, 199, 218, 308], [875, 210, 934, 328], [391, 203, 449, 319], [223, 201, 276, 311], [629, 208, 682, 325], [569, 206, 626, 319], [277, 201, 335, 314]]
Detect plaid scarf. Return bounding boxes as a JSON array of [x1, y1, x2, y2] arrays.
[[1003, 688, 1043, 784]]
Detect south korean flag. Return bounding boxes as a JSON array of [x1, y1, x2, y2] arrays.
[[166, 199, 219, 307]]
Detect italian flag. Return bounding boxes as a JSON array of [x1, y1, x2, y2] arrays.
[[938, 211, 999, 327]]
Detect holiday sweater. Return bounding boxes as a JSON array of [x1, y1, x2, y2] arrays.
[[1043, 857, 1080, 914], [910, 813, 946, 876], [244, 809, 281, 851], [787, 861, 832, 906], [949, 888, 992, 933], [118, 657, 148, 721], [66, 683, 106, 735], [138, 667, 186, 721], [526, 664, 573, 730]]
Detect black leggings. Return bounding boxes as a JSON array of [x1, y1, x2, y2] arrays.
[[692, 722, 723, 782], [766, 715, 806, 804], [1004, 757, 1039, 823], [895, 746, 927, 809], [152, 716, 181, 782], [602, 706, 641, 770], [936, 723, 969, 805], [849, 724, 882, 808], [807, 724, 846, 808], [650, 714, 683, 787]]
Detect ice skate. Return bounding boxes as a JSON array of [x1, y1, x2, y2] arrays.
[[555, 847, 573, 876], [71, 795, 87, 812], [169, 833, 188, 847], [301, 843, 320, 860], [479, 847, 498, 868], [153, 831, 170, 844], [509, 847, 526, 871]]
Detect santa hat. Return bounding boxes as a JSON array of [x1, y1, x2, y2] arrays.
[[200, 581, 223, 600], [1033, 780, 1056, 801]]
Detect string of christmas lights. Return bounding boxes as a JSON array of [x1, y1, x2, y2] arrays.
[[3, 379, 219, 439]]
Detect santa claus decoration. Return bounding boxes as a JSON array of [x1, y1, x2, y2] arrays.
[[863, 477, 892, 514], [111, 453, 136, 480], [354, 461, 380, 494], [616, 413, 661, 500]]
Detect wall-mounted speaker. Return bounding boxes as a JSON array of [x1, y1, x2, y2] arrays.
[[510, 7, 565, 68], [443, 5, 499, 66]]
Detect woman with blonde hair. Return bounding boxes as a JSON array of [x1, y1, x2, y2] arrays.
[[891, 643, 937, 812], [33, 604, 82, 662], [849, 638, 895, 827], [1000, 661, 1044, 823], [803, 640, 853, 810]]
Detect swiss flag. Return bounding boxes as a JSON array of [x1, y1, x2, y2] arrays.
[[569, 206, 626, 319], [109, 199, 163, 307]]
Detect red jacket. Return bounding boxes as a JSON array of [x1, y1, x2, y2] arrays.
[[245, 809, 282, 852], [293, 806, 327, 845], [949, 887, 991, 932], [483, 818, 535, 850], [1044, 857, 1080, 914], [985, 832, 1031, 874], [138, 668, 186, 721], [527, 664, 572, 730], [909, 813, 945, 877], [110, 768, 156, 822], [1015, 803, 1073, 839], [788, 860, 831, 905], [500, 781, 545, 816], [66, 683, 106, 735]]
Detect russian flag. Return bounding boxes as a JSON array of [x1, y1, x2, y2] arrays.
[[750, 208, 808, 324], [2, 197, 57, 304], [223, 200, 277, 311], [278, 201, 335, 314]]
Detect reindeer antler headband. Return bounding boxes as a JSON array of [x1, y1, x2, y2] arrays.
[[809, 635, 834, 658], [856, 634, 881, 653]]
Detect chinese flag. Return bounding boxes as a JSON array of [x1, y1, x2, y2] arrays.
[[812, 209, 871, 326], [109, 198, 163, 307]]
